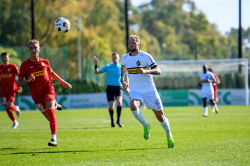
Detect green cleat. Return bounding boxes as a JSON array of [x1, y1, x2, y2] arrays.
[[144, 124, 150, 140], [211, 108, 215, 113], [167, 137, 174, 148]]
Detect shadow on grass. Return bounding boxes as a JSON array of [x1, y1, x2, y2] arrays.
[[0, 148, 18, 150], [8, 147, 163, 155]]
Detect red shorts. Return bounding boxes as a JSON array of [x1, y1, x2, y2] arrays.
[[33, 90, 55, 113], [1, 91, 16, 106]]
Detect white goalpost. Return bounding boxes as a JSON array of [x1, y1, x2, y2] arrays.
[[156, 58, 249, 105]]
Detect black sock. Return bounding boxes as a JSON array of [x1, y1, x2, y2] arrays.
[[109, 109, 114, 121], [117, 106, 122, 122]]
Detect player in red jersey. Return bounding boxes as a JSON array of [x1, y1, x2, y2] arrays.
[[208, 68, 220, 112], [0, 52, 22, 129], [17, 39, 72, 147]]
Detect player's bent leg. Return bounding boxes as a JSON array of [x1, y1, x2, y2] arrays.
[[153, 110, 174, 148], [12, 120, 19, 129], [210, 99, 219, 114]]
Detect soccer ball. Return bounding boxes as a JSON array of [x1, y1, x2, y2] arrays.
[[55, 17, 70, 33]]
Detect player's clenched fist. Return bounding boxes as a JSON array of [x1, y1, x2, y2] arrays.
[[27, 75, 35, 82]]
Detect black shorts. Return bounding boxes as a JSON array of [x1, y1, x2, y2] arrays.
[[106, 85, 123, 102]]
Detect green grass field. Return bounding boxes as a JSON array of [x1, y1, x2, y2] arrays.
[[0, 106, 249, 166]]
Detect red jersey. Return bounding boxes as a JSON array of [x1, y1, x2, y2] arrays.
[[0, 63, 19, 92], [19, 58, 55, 101], [213, 74, 220, 92]]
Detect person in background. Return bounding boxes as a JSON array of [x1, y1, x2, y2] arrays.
[[93, 53, 130, 127], [208, 67, 220, 112], [0, 52, 22, 129]]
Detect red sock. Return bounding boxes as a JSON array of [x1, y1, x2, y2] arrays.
[[9, 105, 17, 111], [6, 109, 15, 121], [47, 108, 57, 135]]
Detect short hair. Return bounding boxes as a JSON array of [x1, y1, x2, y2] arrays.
[[208, 67, 213, 72], [112, 52, 119, 57], [1, 52, 9, 57], [27, 39, 40, 47], [129, 35, 140, 43]]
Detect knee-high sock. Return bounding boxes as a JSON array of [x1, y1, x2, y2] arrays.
[[131, 109, 148, 127], [109, 109, 114, 121], [6, 109, 15, 121], [117, 106, 122, 122], [9, 105, 17, 111], [203, 107, 208, 114], [47, 108, 57, 135], [160, 117, 172, 138]]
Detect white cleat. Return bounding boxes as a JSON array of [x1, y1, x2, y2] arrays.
[[12, 120, 19, 129], [48, 138, 57, 147], [15, 106, 21, 117]]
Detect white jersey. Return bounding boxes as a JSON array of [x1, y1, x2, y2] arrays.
[[121, 51, 158, 93], [200, 71, 215, 99]]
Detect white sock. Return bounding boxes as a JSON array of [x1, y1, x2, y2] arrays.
[[52, 134, 57, 140], [160, 117, 172, 138], [214, 103, 218, 109], [131, 109, 148, 127], [203, 107, 208, 114]]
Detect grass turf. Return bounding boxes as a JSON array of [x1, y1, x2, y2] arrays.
[[0, 106, 249, 165]]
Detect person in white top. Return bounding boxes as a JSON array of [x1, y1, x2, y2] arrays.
[[120, 35, 174, 148], [199, 65, 219, 117]]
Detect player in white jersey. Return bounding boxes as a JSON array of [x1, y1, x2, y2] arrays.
[[199, 65, 219, 117], [120, 35, 174, 148]]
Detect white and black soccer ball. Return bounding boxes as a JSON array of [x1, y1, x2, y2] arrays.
[[55, 17, 70, 33]]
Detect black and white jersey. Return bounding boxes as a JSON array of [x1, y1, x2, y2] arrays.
[[121, 51, 158, 93]]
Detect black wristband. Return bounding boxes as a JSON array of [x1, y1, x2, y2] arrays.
[[95, 65, 98, 69], [120, 80, 124, 82]]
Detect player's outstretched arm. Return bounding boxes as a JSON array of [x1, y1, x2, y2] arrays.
[[48, 71, 72, 88], [93, 56, 101, 74]]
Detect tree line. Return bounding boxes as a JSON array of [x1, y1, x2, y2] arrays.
[[0, 0, 250, 79]]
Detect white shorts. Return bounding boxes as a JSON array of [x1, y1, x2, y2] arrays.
[[201, 88, 214, 100], [130, 91, 163, 111]]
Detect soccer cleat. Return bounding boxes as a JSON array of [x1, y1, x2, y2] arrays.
[[215, 108, 219, 114], [56, 104, 63, 111], [48, 138, 57, 147], [15, 106, 21, 117], [144, 124, 150, 140], [203, 114, 208, 117], [116, 120, 124, 127], [12, 120, 19, 129], [111, 120, 115, 127], [167, 137, 174, 148], [211, 108, 215, 113]]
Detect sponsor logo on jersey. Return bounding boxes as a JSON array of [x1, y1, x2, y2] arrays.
[[31, 70, 47, 77], [1, 74, 12, 78], [127, 67, 148, 74]]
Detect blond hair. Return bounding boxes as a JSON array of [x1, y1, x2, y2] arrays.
[[27, 39, 40, 47], [129, 35, 140, 43]]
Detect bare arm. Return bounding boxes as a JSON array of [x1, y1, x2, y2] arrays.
[[93, 56, 101, 74], [17, 76, 35, 87], [137, 67, 161, 75], [121, 65, 128, 88], [48, 70, 72, 88]]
